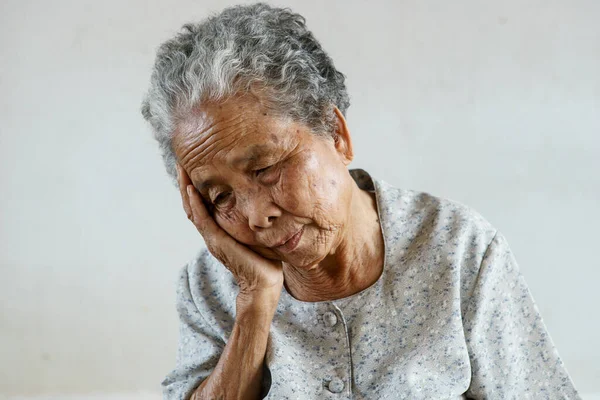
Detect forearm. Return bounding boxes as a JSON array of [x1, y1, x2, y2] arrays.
[[192, 290, 279, 400]]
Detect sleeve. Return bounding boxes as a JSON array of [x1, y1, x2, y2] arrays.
[[161, 264, 225, 400], [161, 262, 273, 400], [462, 230, 582, 400]]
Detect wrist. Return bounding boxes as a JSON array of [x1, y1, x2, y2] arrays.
[[236, 287, 281, 316]]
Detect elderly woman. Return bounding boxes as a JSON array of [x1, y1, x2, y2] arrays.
[[141, 3, 580, 400]]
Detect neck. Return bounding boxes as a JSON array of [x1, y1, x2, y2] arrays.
[[282, 180, 384, 302]]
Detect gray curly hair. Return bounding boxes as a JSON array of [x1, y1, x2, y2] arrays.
[[140, 2, 351, 188]]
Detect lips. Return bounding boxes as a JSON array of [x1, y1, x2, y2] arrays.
[[272, 228, 302, 247], [272, 226, 304, 253]]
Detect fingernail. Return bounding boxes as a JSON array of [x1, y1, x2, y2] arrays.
[[186, 185, 192, 196]]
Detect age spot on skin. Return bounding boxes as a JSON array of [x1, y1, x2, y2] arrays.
[[330, 179, 337, 186]]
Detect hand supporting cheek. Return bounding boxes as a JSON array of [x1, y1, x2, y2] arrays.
[[176, 163, 284, 298]]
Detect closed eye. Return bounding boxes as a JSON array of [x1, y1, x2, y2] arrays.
[[213, 192, 232, 205], [253, 159, 283, 185], [254, 165, 273, 177]]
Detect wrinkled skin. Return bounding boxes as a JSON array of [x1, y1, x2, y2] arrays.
[[172, 94, 384, 301]]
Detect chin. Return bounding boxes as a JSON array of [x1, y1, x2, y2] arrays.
[[249, 246, 280, 260], [279, 250, 328, 270], [282, 236, 336, 268], [251, 244, 315, 266]]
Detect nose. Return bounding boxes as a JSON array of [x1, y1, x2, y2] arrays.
[[245, 192, 282, 231]]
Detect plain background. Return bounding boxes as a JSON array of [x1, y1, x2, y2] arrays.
[[1, 0, 598, 398]]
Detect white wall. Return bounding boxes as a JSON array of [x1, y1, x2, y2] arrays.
[[1, 0, 598, 397]]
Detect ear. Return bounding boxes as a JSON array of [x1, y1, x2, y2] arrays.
[[331, 106, 354, 165]]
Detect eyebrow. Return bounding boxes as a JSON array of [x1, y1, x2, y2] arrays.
[[197, 179, 215, 192], [231, 144, 273, 169]]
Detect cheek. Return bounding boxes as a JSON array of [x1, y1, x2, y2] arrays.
[[214, 209, 255, 244], [277, 150, 346, 217]]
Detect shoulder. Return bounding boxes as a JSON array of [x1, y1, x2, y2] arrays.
[[375, 181, 503, 305], [377, 179, 497, 245], [374, 180, 499, 286]]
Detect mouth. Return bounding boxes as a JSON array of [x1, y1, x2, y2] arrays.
[[272, 226, 304, 253]]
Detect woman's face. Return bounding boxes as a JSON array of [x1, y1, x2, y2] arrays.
[[172, 96, 354, 268]]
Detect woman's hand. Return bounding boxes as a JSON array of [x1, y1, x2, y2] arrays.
[[176, 163, 284, 301]]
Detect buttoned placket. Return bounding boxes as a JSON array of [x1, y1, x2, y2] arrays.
[[319, 303, 353, 399]]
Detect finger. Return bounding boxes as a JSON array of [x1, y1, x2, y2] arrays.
[[185, 183, 253, 270], [176, 164, 192, 220], [186, 184, 225, 240]]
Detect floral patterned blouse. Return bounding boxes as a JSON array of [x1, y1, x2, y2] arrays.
[[161, 168, 581, 400]]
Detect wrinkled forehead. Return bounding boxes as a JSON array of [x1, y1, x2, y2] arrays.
[[173, 97, 259, 148], [171, 97, 295, 171]]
